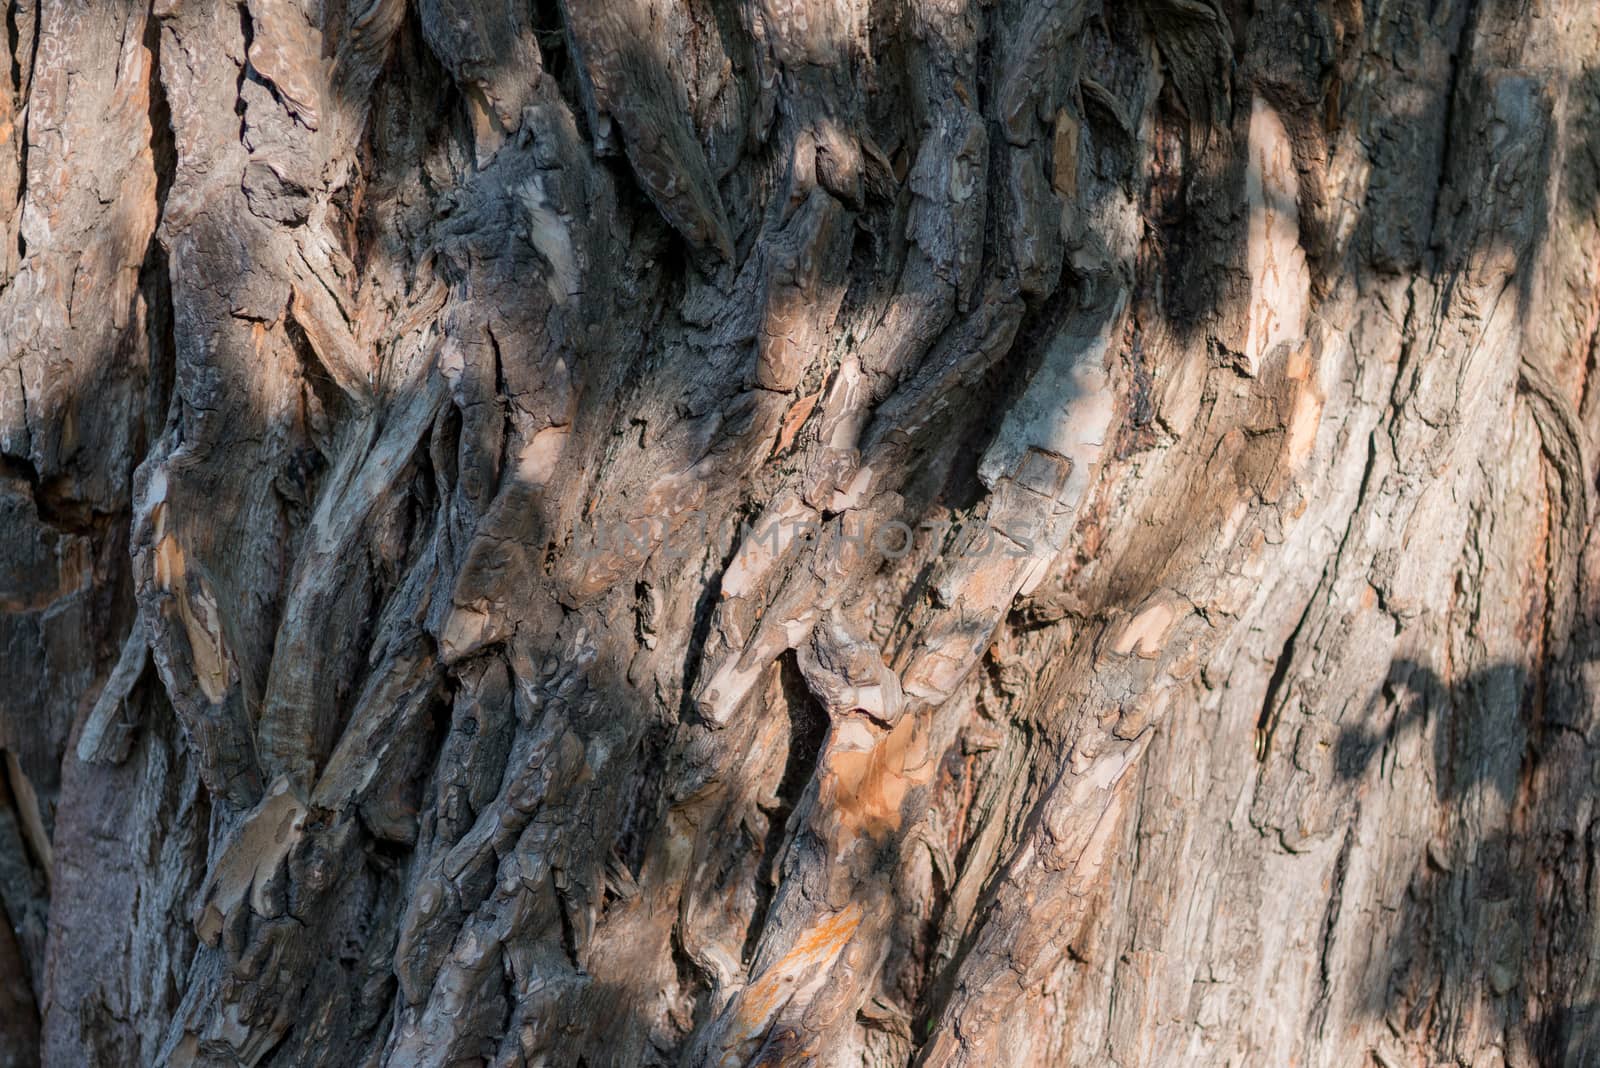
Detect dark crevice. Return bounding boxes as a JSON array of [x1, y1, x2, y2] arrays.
[[0, 452, 111, 538], [9, 0, 35, 266], [4, 2, 19, 96], [608, 717, 671, 883], [235, 1, 253, 136], [973, 0, 1004, 304], [144, 7, 177, 239], [484, 322, 519, 519], [137, 239, 176, 477], [1254, 572, 1323, 762], [739, 653, 828, 966], [1310, 823, 1356, 1034], [0, 755, 50, 1026], [529, 0, 576, 109], [285, 313, 346, 463], [0, 891, 40, 1061], [1424, 0, 1480, 260], [552, 868, 583, 971], [915, 276, 1075, 517], [141, 13, 178, 468]]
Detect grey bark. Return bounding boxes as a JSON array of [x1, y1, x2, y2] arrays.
[[2, 0, 1599, 1066]]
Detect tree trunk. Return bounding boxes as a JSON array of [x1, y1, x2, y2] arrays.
[[3, 0, 1599, 1064]]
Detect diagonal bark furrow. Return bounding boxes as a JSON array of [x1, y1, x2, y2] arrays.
[[6, 0, 1600, 1065]]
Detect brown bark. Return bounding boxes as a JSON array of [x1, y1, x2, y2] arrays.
[[3, 0, 1600, 1065]]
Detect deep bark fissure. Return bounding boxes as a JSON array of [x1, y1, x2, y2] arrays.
[[5, 0, 1600, 1064]]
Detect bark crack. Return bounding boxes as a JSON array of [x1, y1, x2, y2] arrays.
[[1254, 565, 1323, 763]]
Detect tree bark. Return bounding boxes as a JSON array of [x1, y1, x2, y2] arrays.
[[3, 0, 1600, 1064]]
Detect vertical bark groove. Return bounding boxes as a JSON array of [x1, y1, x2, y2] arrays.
[[3, 0, 1600, 1065]]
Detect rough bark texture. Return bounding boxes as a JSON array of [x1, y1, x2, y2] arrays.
[[3, 0, 1600, 1065]]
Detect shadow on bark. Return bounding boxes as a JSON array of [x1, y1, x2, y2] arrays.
[[5, 0, 1600, 1065], [1335, 650, 1600, 1063]]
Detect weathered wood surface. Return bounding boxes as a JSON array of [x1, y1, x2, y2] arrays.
[[2, 0, 1600, 1065]]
